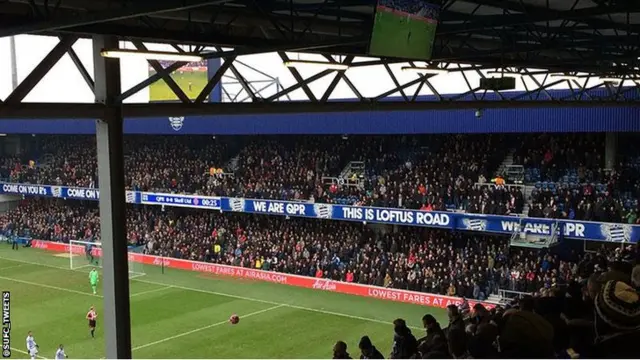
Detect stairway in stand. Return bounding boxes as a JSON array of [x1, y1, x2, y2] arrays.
[[495, 149, 515, 177], [486, 293, 504, 305], [521, 184, 535, 216]]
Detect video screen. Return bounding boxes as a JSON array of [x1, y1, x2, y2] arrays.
[[369, 0, 440, 60], [149, 60, 208, 102]]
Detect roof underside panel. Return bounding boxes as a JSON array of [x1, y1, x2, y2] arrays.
[[0, 0, 638, 74]]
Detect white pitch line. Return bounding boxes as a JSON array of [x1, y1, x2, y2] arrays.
[[132, 304, 285, 351], [0, 273, 172, 301], [0, 264, 26, 271], [9, 347, 47, 359], [0, 275, 171, 300], [134, 277, 420, 329], [130, 285, 173, 298], [0, 256, 419, 330], [0, 275, 101, 298]]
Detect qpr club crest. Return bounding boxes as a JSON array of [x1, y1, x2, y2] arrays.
[[125, 191, 135, 203], [462, 218, 487, 231], [229, 198, 245, 212], [313, 204, 333, 219], [51, 186, 62, 198], [600, 223, 632, 243], [169, 116, 185, 131]]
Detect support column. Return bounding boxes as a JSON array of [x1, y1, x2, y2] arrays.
[[9, 36, 18, 90], [605, 132, 617, 170], [93, 35, 132, 359]]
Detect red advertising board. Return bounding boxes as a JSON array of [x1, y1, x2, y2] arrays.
[[32, 240, 494, 310]]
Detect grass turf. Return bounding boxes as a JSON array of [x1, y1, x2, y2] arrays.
[[149, 71, 209, 101], [0, 245, 447, 359]]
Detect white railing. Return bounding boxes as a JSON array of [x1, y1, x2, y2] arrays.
[[322, 176, 362, 188], [474, 182, 525, 191], [504, 165, 525, 184], [498, 289, 532, 301]]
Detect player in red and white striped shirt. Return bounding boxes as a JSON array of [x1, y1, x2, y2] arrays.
[[86, 306, 97, 338]]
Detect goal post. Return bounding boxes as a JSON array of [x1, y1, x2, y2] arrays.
[[68, 240, 146, 278]]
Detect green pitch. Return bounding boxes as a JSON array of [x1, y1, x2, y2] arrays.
[[0, 246, 447, 359], [149, 71, 209, 101], [369, 10, 437, 60]]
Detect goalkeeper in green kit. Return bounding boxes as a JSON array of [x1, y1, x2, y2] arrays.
[[89, 268, 99, 295]]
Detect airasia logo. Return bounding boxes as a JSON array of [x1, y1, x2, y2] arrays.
[[312, 279, 337, 291], [32, 241, 47, 249], [152, 257, 170, 266]]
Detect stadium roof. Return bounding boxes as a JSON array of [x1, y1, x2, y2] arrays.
[[1, 0, 639, 74]]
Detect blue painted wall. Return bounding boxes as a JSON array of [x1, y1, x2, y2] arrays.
[[1, 88, 638, 134]]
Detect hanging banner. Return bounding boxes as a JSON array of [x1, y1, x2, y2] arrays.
[[1, 182, 637, 243]]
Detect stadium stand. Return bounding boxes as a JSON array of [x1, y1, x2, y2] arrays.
[[3, 199, 635, 299], [1, 199, 639, 358], [2, 134, 639, 224], [512, 134, 639, 223]]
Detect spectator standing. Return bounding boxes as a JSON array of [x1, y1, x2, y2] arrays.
[[390, 319, 418, 359], [632, 265, 640, 290], [498, 311, 555, 358], [590, 281, 640, 358], [447, 328, 470, 359], [333, 341, 352, 359], [358, 336, 384, 359], [417, 314, 447, 356], [445, 305, 465, 336]]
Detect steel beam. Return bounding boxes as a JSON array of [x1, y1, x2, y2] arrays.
[[117, 61, 187, 103], [0, 99, 638, 119], [119, 99, 640, 117], [50, 22, 366, 52], [67, 45, 95, 94], [462, 0, 640, 33], [0, 0, 234, 37], [320, 56, 354, 102], [317, 56, 362, 101], [92, 35, 132, 359], [196, 57, 236, 103], [439, 3, 640, 35], [278, 52, 318, 101], [4, 36, 78, 104], [132, 41, 190, 104], [215, 47, 258, 103], [265, 69, 335, 102], [0, 102, 103, 118]]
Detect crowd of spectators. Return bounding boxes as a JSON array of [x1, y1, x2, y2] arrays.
[[2, 136, 233, 191], [2, 133, 640, 224], [350, 135, 510, 213], [337, 269, 639, 358], [2, 199, 640, 359], [511, 134, 640, 223], [1, 135, 514, 210], [4, 199, 638, 302]]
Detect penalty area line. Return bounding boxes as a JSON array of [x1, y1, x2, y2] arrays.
[[129, 285, 173, 298], [0, 274, 170, 300], [0, 275, 101, 298], [0, 264, 27, 271], [10, 347, 47, 359]]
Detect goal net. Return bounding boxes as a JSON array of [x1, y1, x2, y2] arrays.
[[69, 240, 146, 279]]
